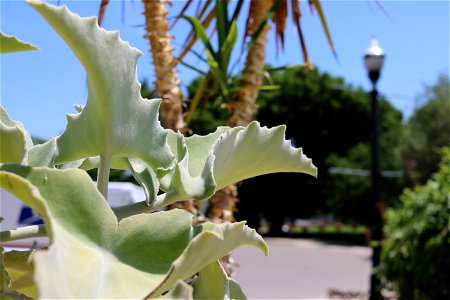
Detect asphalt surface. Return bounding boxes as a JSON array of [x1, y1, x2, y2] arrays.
[[233, 238, 371, 299]]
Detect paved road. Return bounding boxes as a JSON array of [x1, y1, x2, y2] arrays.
[[233, 238, 371, 299]]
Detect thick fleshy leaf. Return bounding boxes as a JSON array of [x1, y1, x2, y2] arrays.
[[2, 251, 37, 298], [211, 122, 317, 186], [157, 280, 193, 300], [0, 32, 38, 53], [28, 1, 174, 171], [27, 138, 57, 167], [58, 156, 129, 171], [0, 105, 58, 167], [193, 261, 230, 299], [0, 106, 33, 164], [0, 165, 266, 298], [192, 261, 246, 299], [58, 156, 157, 204], [0, 169, 50, 231], [229, 278, 247, 300], [149, 221, 268, 297], [165, 126, 230, 179], [158, 129, 224, 198], [126, 158, 159, 205], [0, 245, 4, 294], [0, 123, 27, 164], [160, 121, 317, 201]]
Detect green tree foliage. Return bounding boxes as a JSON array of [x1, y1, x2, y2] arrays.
[[380, 148, 450, 300], [187, 77, 229, 135], [404, 74, 450, 184], [231, 67, 405, 231]]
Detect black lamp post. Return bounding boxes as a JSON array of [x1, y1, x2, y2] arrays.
[[364, 38, 384, 300]]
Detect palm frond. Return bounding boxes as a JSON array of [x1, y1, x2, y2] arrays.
[[291, 0, 312, 69], [175, 5, 216, 66], [180, 0, 214, 49], [230, 0, 245, 23], [247, 0, 281, 50], [169, 0, 193, 30], [272, 0, 288, 52], [97, 0, 109, 26], [310, 0, 337, 57], [186, 73, 212, 125]]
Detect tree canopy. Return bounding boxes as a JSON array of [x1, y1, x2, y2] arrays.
[[403, 74, 450, 184]]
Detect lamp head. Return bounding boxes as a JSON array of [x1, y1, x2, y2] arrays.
[[364, 38, 385, 85]]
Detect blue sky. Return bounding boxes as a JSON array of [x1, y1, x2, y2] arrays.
[[1, 0, 449, 139]]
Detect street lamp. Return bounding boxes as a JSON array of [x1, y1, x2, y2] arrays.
[[364, 38, 384, 300]]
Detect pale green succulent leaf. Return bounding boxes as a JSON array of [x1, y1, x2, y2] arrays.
[[229, 279, 247, 300], [0, 166, 266, 298], [193, 261, 228, 299], [28, 1, 174, 171], [165, 126, 230, 179], [0, 106, 33, 164], [57, 156, 156, 204], [192, 260, 246, 300], [156, 280, 193, 300], [161, 121, 317, 201], [27, 138, 57, 167], [211, 122, 317, 188], [0, 165, 186, 298], [0, 168, 51, 230], [0, 106, 58, 167], [0, 246, 5, 294], [58, 156, 129, 170], [126, 158, 159, 205], [0, 124, 27, 164], [157, 126, 227, 196], [0, 32, 38, 53], [3, 250, 37, 298], [150, 221, 268, 297]]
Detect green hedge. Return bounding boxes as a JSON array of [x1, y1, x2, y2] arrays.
[[380, 148, 450, 299]]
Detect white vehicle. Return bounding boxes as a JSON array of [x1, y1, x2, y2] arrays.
[[0, 182, 145, 250]]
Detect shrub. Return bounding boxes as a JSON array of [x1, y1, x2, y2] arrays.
[[380, 147, 450, 299]]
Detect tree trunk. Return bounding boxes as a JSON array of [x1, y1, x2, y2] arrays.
[[142, 0, 194, 213], [212, 0, 273, 222], [209, 0, 274, 276], [142, 0, 185, 133], [226, 0, 273, 127]]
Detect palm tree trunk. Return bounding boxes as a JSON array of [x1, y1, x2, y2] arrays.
[[142, 0, 185, 133], [226, 0, 273, 127], [142, 0, 194, 213], [209, 0, 273, 228], [208, 0, 274, 276]]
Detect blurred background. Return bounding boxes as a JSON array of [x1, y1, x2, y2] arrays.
[[2, 0, 449, 299]]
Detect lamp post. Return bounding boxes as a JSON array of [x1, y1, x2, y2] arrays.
[[364, 38, 384, 300]]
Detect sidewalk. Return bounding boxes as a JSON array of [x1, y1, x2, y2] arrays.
[[233, 238, 371, 299]]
